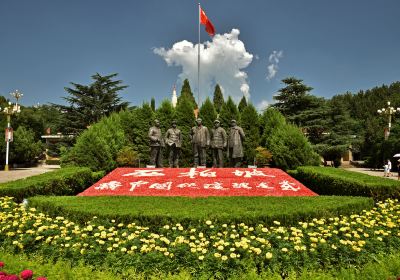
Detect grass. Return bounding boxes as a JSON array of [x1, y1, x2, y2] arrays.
[[29, 195, 373, 227], [1, 249, 400, 280]]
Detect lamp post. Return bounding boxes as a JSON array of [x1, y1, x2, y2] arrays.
[[2, 90, 22, 171], [377, 101, 400, 140]]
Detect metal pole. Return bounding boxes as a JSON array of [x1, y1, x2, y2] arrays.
[[5, 115, 10, 171], [198, 3, 201, 107]]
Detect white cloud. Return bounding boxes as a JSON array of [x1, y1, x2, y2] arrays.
[[154, 29, 253, 103], [266, 50, 283, 81], [256, 99, 270, 112]]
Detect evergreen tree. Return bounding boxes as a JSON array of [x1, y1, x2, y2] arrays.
[[155, 99, 175, 133], [238, 96, 248, 113], [272, 77, 314, 123], [199, 97, 217, 129], [151, 97, 156, 112], [178, 79, 198, 109], [259, 108, 286, 147], [240, 103, 260, 165], [55, 73, 129, 133], [175, 94, 196, 167], [219, 96, 240, 129], [213, 84, 224, 113]]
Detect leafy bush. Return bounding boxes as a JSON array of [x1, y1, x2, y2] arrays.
[[116, 146, 139, 167], [61, 113, 127, 171], [9, 126, 44, 164], [261, 108, 319, 170], [290, 166, 400, 200], [45, 159, 60, 165], [266, 124, 320, 170], [255, 147, 272, 167], [29, 196, 373, 228], [0, 167, 98, 202]]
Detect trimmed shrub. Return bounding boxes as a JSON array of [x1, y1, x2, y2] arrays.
[[0, 167, 99, 202], [29, 196, 373, 228], [290, 166, 400, 200], [61, 113, 127, 171]]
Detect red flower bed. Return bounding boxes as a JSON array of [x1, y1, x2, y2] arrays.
[[79, 168, 317, 197]]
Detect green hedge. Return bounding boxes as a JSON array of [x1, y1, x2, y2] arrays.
[[290, 166, 400, 200], [28, 195, 373, 228], [0, 167, 104, 202]]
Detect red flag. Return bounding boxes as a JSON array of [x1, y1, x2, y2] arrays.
[[200, 7, 215, 37]]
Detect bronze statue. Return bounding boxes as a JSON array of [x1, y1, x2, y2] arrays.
[[190, 118, 210, 167], [227, 119, 245, 167], [148, 119, 164, 167], [210, 119, 227, 167], [165, 120, 182, 168]]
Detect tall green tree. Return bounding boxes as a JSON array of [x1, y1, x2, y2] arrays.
[[238, 96, 248, 113], [219, 96, 240, 129], [55, 73, 129, 133], [213, 84, 224, 113], [155, 99, 175, 133], [272, 77, 314, 124], [175, 95, 196, 167], [199, 97, 217, 129], [240, 103, 260, 165], [178, 79, 197, 109]]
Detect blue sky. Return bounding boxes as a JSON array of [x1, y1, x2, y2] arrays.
[[0, 0, 399, 109]]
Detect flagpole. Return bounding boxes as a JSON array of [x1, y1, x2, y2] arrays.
[[198, 3, 200, 108]]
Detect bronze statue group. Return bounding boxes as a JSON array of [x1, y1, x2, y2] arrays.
[[148, 118, 245, 168]]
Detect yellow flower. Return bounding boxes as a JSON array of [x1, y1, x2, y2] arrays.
[[265, 252, 273, 259], [221, 256, 228, 261], [198, 255, 205, 260], [281, 247, 288, 252], [206, 220, 212, 225]]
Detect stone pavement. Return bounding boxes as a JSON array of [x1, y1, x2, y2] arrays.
[[343, 167, 399, 180], [0, 165, 60, 184]]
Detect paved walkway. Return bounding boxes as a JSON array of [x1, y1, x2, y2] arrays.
[[0, 165, 60, 184], [343, 167, 399, 180]]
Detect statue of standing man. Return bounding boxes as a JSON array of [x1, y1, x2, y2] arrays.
[[165, 120, 182, 168], [210, 119, 227, 168], [227, 119, 245, 167], [190, 118, 210, 167], [148, 119, 164, 167]]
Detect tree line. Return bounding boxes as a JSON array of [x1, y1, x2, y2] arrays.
[[1, 72, 399, 169]]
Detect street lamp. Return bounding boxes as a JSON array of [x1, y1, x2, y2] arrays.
[[1, 90, 22, 171], [377, 101, 400, 140]]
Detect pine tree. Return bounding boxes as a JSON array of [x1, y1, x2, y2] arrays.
[[240, 103, 260, 165], [219, 96, 240, 129], [155, 99, 175, 133], [175, 94, 196, 167], [178, 79, 198, 109], [213, 84, 224, 113], [238, 96, 248, 113], [199, 97, 217, 129], [55, 73, 129, 133], [273, 77, 313, 120]]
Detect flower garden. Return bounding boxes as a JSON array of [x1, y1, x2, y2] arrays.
[[1, 167, 400, 279]]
